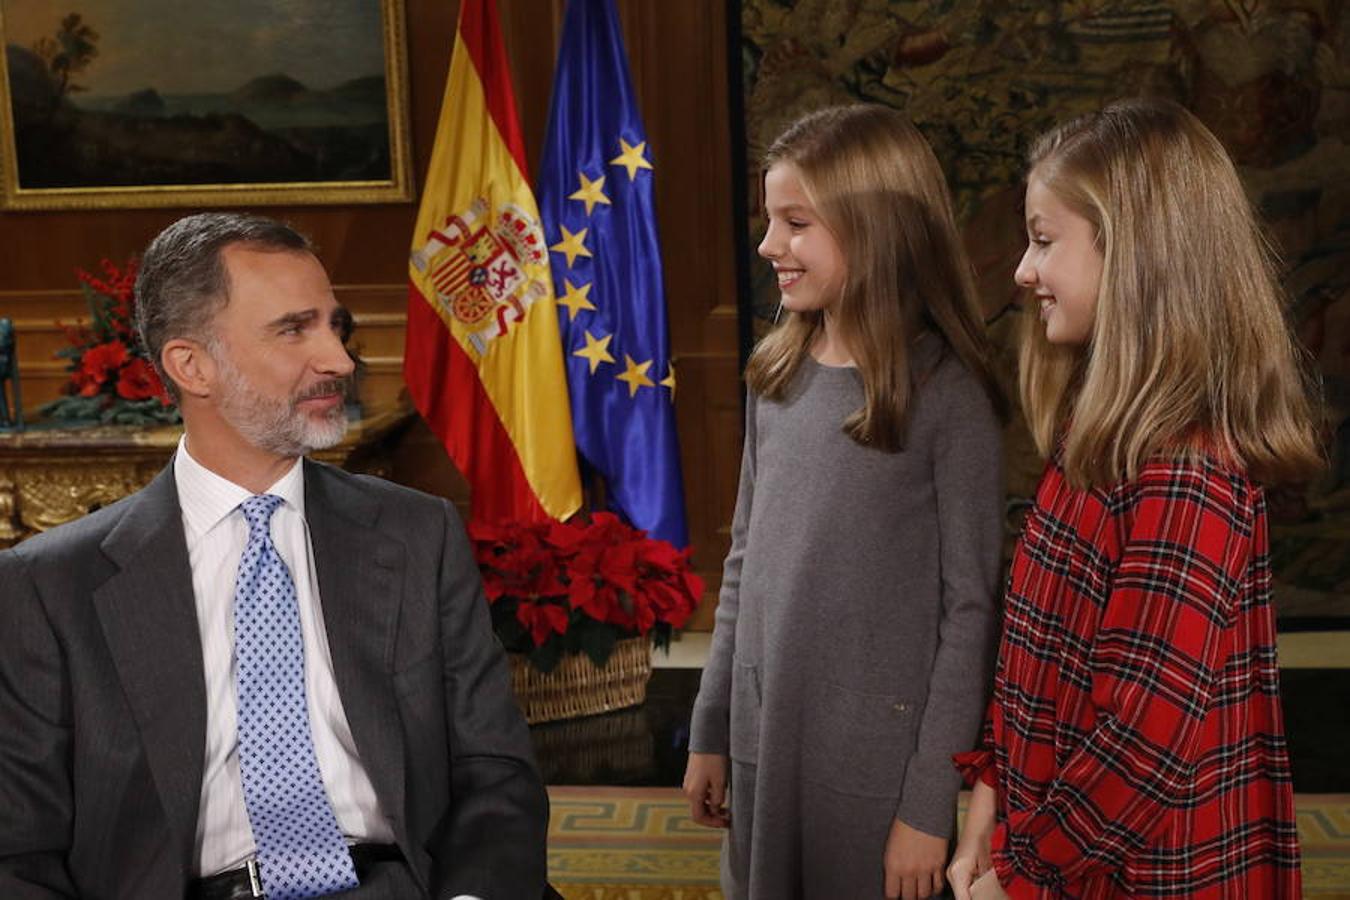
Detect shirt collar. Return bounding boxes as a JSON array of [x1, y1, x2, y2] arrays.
[[174, 437, 306, 543]]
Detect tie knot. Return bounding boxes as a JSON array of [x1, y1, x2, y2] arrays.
[[239, 494, 284, 535]]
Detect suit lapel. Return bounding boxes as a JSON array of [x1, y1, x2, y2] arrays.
[[92, 464, 206, 865], [304, 462, 410, 850]]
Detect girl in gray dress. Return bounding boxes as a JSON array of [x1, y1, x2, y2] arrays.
[[684, 105, 1006, 899]]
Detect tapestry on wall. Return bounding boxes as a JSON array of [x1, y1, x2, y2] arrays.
[[739, 0, 1350, 626]]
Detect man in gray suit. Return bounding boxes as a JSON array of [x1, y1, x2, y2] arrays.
[[0, 214, 548, 899]]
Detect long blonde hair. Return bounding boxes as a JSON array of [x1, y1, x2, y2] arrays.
[[1020, 97, 1322, 486], [745, 104, 1004, 451]]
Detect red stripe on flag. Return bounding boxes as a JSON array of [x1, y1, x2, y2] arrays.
[[433, 262, 465, 294], [404, 282, 549, 524], [457, 0, 531, 179], [437, 256, 470, 280]]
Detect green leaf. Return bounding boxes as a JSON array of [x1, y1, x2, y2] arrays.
[[82, 283, 114, 343], [561, 623, 581, 655], [491, 602, 531, 654], [529, 638, 564, 674], [40, 394, 104, 420], [570, 617, 618, 668], [103, 398, 181, 426]]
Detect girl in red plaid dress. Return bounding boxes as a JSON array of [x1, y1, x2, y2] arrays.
[[949, 98, 1321, 899]]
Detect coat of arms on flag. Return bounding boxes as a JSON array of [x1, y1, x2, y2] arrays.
[[412, 199, 550, 356]]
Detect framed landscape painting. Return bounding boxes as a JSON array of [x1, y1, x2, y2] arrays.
[[0, 0, 413, 209]]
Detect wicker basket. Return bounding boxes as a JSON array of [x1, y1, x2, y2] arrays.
[[509, 635, 653, 724]]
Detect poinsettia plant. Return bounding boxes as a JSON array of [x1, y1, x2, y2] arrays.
[[471, 513, 704, 673], [42, 256, 179, 426]]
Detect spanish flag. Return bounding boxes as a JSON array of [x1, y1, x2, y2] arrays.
[[404, 0, 582, 523]]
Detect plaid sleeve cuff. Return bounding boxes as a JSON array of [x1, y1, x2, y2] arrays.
[[992, 821, 1065, 897], [952, 748, 996, 788]]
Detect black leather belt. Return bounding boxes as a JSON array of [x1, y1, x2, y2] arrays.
[[187, 844, 404, 900]]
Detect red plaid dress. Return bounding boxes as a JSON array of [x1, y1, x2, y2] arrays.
[[955, 455, 1301, 898]]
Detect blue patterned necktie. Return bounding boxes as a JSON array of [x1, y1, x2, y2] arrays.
[[234, 493, 358, 900]]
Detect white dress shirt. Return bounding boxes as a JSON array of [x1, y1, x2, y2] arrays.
[[175, 439, 394, 876]]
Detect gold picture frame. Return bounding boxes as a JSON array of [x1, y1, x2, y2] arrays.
[[0, 0, 413, 210]]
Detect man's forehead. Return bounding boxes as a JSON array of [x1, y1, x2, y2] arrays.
[[206, 254, 334, 343], [219, 245, 333, 304], [220, 242, 322, 272]]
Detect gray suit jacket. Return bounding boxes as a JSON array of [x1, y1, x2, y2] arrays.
[[0, 460, 548, 899]]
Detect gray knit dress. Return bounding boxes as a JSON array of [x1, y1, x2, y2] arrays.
[[688, 338, 1004, 899]]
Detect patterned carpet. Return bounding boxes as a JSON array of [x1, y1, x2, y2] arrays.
[[1304, 794, 1350, 898], [547, 787, 1350, 899], [548, 786, 721, 899]]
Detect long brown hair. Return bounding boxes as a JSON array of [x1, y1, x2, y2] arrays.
[[745, 104, 1005, 450], [1020, 97, 1322, 486]]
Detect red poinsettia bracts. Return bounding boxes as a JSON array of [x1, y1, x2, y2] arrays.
[[515, 601, 569, 647], [80, 339, 129, 388], [44, 256, 179, 425], [116, 357, 166, 401], [470, 512, 704, 672]]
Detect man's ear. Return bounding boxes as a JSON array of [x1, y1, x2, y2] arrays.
[[160, 338, 215, 399]]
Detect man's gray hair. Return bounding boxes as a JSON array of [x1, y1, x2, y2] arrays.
[[134, 213, 313, 400]]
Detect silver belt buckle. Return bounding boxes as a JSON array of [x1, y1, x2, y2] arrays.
[[245, 858, 264, 898]]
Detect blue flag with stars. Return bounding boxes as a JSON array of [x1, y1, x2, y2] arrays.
[[537, 0, 689, 546]]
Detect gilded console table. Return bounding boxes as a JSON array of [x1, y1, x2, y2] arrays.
[[0, 408, 415, 548]]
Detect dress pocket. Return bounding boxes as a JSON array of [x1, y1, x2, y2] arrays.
[[728, 659, 763, 764], [802, 682, 918, 798]]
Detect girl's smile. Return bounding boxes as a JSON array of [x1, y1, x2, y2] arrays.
[[1015, 176, 1104, 346], [758, 162, 847, 314]]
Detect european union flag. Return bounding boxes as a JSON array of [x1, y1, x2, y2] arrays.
[[537, 0, 689, 546]]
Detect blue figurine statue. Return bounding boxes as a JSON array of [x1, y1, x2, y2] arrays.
[[0, 317, 23, 430]]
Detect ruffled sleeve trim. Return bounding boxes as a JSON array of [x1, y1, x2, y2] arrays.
[[952, 749, 996, 788]]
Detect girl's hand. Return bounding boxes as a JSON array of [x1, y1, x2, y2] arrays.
[[682, 751, 730, 828], [970, 869, 1009, 900], [948, 780, 997, 900], [883, 819, 948, 899]]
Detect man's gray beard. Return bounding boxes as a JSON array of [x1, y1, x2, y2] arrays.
[[211, 345, 348, 457]]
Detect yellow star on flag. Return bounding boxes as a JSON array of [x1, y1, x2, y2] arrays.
[[569, 171, 611, 215], [616, 354, 655, 397], [660, 362, 676, 400], [573, 330, 615, 374], [550, 225, 593, 268], [609, 138, 653, 181], [556, 278, 597, 321]]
